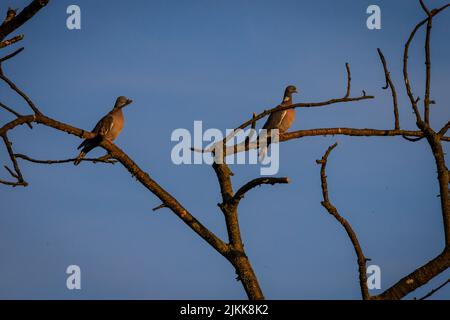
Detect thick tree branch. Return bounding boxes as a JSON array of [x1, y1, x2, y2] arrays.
[[281, 128, 450, 142], [211, 161, 265, 300], [0, 0, 49, 42], [374, 249, 449, 300], [221, 128, 450, 156], [316, 143, 370, 300]]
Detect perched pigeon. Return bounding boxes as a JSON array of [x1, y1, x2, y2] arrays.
[[259, 85, 298, 161], [74, 96, 133, 165]]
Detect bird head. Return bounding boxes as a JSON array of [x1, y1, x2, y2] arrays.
[[283, 85, 298, 101], [114, 96, 133, 109]]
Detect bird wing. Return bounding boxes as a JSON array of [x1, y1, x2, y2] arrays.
[[93, 114, 114, 136], [262, 109, 287, 130]]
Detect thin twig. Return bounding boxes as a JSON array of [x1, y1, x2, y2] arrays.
[[438, 121, 450, 138], [0, 71, 41, 114], [377, 48, 400, 130], [0, 101, 33, 129], [234, 177, 290, 202], [0, 34, 23, 48], [403, 3, 449, 126], [423, 7, 433, 125], [419, 0, 431, 16], [402, 135, 424, 142], [152, 203, 168, 211], [1, 133, 27, 187], [14, 153, 117, 164], [418, 279, 449, 300], [344, 63, 351, 98], [0, 47, 24, 63]]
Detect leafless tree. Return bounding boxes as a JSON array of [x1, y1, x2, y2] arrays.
[[0, 0, 448, 300]]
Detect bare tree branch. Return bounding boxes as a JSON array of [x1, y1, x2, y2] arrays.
[[0, 0, 49, 42], [217, 127, 450, 156], [0, 47, 24, 63], [1, 133, 27, 187], [0, 101, 33, 128], [422, 2, 433, 125], [438, 121, 450, 138], [152, 203, 168, 212], [372, 1, 450, 300], [14, 153, 117, 165], [316, 143, 370, 300], [234, 177, 290, 202], [211, 161, 265, 300], [344, 62, 351, 98], [377, 48, 400, 130], [403, 3, 449, 127], [0, 34, 23, 49], [374, 250, 449, 300], [205, 63, 374, 153], [419, 0, 431, 16], [418, 278, 449, 300], [0, 68, 41, 114]]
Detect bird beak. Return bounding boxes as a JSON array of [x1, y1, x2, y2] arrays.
[[294, 90, 298, 94], [124, 99, 133, 107]]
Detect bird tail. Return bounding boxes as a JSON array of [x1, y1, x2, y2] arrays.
[[258, 131, 272, 163], [74, 151, 85, 166], [258, 143, 271, 163], [74, 137, 99, 165], [77, 139, 88, 150]]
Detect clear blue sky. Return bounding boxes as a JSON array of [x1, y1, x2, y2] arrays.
[[0, 0, 449, 299]]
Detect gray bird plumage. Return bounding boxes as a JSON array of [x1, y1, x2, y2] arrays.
[[259, 85, 298, 161], [74, 96, 133, 165]]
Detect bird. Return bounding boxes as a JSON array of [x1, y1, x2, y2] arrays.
[[259, 85, 298, 161], [74, 96, 133, 165]]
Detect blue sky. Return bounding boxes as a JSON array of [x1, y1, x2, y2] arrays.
[[0, 0, 449, 299]]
